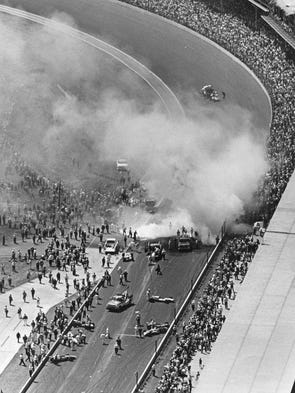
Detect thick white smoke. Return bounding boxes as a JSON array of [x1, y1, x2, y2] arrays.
[[101, 98, 268, 238], [0, 12, 268, 239], [274, 0, 295, 15]]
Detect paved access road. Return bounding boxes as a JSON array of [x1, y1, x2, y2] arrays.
[[5, 0, 271, 130], [27, 243, 211, 393]]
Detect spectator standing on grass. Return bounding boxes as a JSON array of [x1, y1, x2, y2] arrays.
[[23, 313, 28, 326], [11, 260, 16, 272], [17, 307, 22, 319], [23, 290, 27, 303]]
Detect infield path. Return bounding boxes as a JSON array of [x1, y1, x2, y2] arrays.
[[5, 0, 271, 130]]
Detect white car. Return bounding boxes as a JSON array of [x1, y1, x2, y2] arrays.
[[104, 238, 119, 254], [116, 158, 128, 172]]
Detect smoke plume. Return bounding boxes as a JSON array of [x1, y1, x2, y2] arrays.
[[0, 12, 268, 239], [274, 0, 295, 15]]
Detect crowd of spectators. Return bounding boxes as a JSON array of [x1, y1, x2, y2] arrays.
[[155, 235, 259, 392], [18, 286, 96, 377], [18, 307, 68, 375], [0, 138, 149, 233]]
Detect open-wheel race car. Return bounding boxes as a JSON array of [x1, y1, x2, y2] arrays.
[[148, 295, 175, 304], [122, 252, 134, 262], [143, 321, 169, 337], [106, 289, 133, 312], [50, 353, 77, 364], [200, 84, 221, 102], [72, 319, 95, 330]]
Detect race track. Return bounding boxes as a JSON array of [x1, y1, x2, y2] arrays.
[[0, 1, 272, 392], [5, 0, 271, 129], [28, 244, 211, 393]]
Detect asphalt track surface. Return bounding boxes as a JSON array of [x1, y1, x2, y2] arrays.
[[27, 241, 211, 393], [5, 0, 271, 130]]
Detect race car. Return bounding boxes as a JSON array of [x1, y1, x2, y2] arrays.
[[72, 319, 95, 330], [122, 252, 134, 262], [143, 322, 169, 337], [200, 84, 221, 102], [148, 295, 175, 304], [106, 290, 133, 312], [50, 354, 77, 364], [104, 238, 120, 254]]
